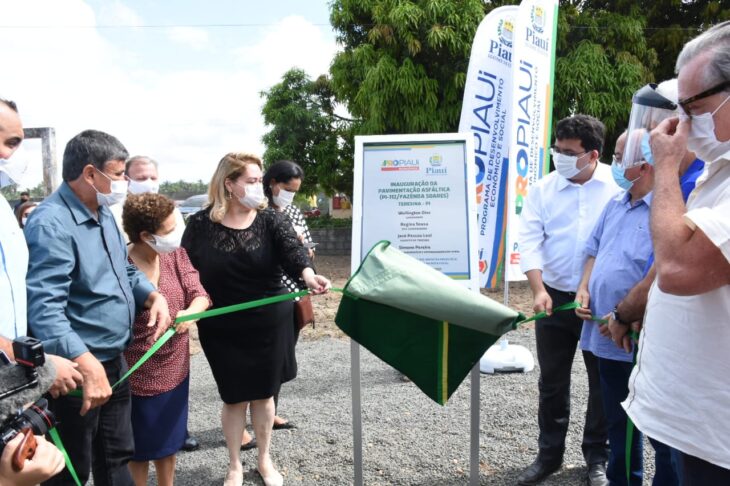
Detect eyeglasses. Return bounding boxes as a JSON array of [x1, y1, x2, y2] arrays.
[[550, 146, 588, 157], [678, 80, 730, 116]]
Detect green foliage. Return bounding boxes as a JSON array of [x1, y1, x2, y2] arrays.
[[552, 3, 658, 155], [260, 0, 728, 193], [330, 0, 486, 134], [261, 69, 354, 197], [1, 182, 45, 200], [306, 215, 353, 229], [159, 180, 208, 200]]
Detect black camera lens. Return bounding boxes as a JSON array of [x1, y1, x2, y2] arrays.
[[0, 398, 56, 455], [23, 399, 55, 435]]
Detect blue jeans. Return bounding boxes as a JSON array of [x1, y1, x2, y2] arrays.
[[681, 451, 730, 485], [649, 437, 682, 486], [596, 356, 642, 486], [43, 356, 134, 486]]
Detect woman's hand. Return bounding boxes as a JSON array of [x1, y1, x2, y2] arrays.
[[302, 272, 331, 294], [174, 309, 199, 333]]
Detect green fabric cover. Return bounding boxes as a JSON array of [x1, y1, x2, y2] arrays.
[[335, 241, 524, 404]]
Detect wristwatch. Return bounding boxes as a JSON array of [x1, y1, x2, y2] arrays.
[[611, 306, 629, 325]]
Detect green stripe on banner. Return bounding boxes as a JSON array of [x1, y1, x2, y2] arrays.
[[49, 427, 82, 486]]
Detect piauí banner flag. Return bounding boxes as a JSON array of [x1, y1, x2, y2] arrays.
[[335, 241, 523, 405], [459, 5, 518, 289], [504, 0, 559, 281]]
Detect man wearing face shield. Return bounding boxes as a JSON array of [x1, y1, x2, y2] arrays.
[[574, 124, 655, 485], [518, 115, 619, 486], [622, 21, 730, 485], [601, 80, 704, 486]]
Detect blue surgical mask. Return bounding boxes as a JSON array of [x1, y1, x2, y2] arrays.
[[611, 158, 641, 190], [640, 132, 654, 166]]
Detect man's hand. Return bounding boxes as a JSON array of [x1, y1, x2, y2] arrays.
[[0, 432, 65, 486], [574, 287, 592, 320], [532, 289, 553, 316], [73, 352, 111, 416], [47, 355, 83, 398], [146, 292, 171, 340], [606, 313, 632, 353], [650, 117, 688, 173]]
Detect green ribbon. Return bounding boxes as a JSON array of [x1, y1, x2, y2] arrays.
[[68, 288, 346, 398], [49, 427, 82, 486], [516, 301, 606, 325]]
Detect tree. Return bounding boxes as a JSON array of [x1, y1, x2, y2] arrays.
[[329, 0, 487, 134], [551, 2, 658, 155], [584, 1, 730, 84], [158, 180, 208, 200], [260, 68, 354, 196]]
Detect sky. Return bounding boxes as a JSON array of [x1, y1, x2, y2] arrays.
[[0, 0, 338, 187]]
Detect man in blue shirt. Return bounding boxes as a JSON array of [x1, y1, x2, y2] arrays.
[[575, 129, 655, 486], [606, 81, 704, 486], [25, 129, 170, 486]]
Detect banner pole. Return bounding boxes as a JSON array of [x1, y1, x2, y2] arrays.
[[351, 340, 364, 486]]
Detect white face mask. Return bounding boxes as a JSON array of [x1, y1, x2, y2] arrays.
[[272, 188, 296, 208], [551, 150, 591, 180], [681, 94, 730, 163], [128, 178, 160, 194], [93, 169, 128, 207], [145, 223, 183, 254], [235, 182, 265, 209], [0, 157, 29, 188], [21, 217, 28, 226]]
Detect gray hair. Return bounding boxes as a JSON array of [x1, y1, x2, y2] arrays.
[[125, 155, 159, 174], [676, 21, 730, 89]]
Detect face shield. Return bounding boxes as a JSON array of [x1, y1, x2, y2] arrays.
[[621, 83, 678, 169]]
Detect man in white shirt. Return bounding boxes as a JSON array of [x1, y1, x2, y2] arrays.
[[110, 155, 185, 243], [517, 115, 619, 486], [0, 97, 81, 484], [623, 21, 730, 485]]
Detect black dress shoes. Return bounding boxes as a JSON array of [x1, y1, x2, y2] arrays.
[[181, 436, 200, 452], [586, 462, 609, 486], [517, 458, 561, 485]]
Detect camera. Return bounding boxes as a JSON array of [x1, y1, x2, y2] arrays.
[[0, 398, 55, 455], [0, 337, 45, 401], [0, 337, 56, 464]]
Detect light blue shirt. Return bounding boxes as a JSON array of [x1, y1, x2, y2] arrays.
[[0, 194, 28, 339], [25, 183, 155, 361], [579, 191, 653, 362]]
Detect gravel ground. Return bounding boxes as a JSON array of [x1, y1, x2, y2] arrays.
[[168, 327, 657, 485], [141, 257, 657, 485]]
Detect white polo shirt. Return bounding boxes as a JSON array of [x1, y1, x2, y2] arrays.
[[623, 158, 730, 468], [0, 193, 28, 339], [519, 162, 619, 292]]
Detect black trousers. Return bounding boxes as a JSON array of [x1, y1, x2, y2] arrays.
[[534, 285, 609, 466], [681, 452, 730, 485], [44, 356, 134, 486]]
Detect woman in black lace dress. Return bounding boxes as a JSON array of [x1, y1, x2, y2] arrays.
[[181, 153, 330, 486], [261, 160, 314, 432]]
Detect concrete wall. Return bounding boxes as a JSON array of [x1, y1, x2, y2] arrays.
[[310, 227, 351, 256]]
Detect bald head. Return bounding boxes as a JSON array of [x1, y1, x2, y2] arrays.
[[0, 100, 23, 160]]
